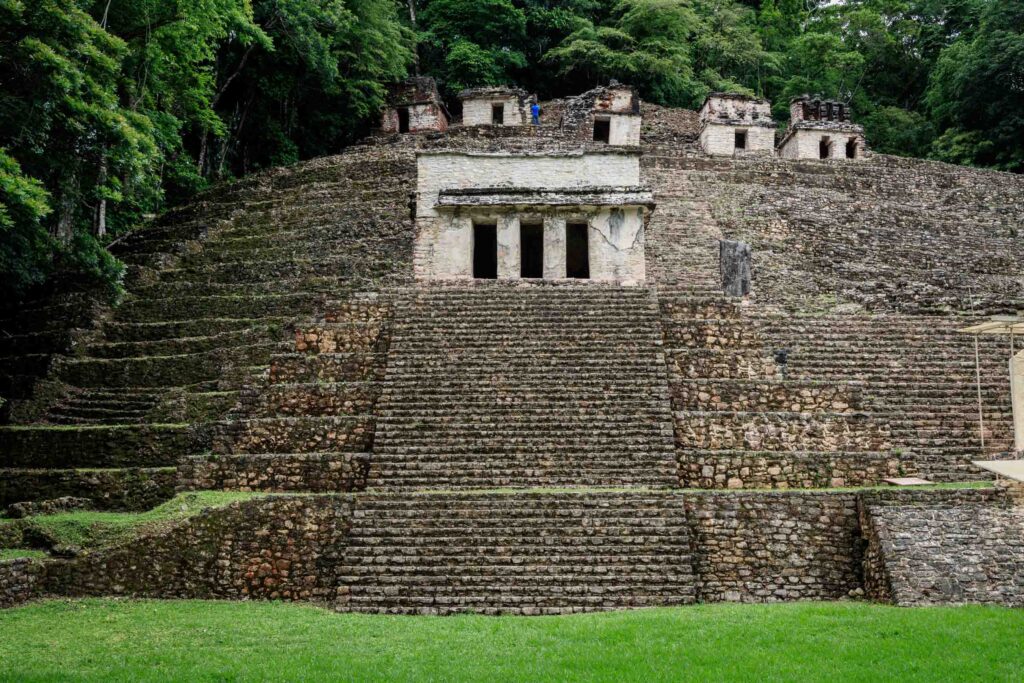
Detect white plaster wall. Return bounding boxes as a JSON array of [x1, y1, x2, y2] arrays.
[[588, 207, 646, 283], [595, 88, 635, 113], [608, 115, 642, 146], [543, 216, 567, 279], [462, 97, 525, 126], [416, 153, 641, 218], [416, 208, 645, 283], [779, 128, 863, 160], [414, 152, 647, 283], [699, 124, 775, 156]]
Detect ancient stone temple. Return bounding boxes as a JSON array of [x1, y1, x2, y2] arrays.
[[458, 86, 532, 127], [2, 83, 1024, 613], [778, 95, 866, 160], [379, 77, 449, 134], [698, 93, 776, 156], [413, 149, 653, 283]]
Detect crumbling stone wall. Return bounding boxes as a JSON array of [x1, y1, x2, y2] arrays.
[[686, 491, 863, 601], [3, 488, 1009, 611]]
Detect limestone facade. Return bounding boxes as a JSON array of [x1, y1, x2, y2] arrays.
[[413, 150, 653, 283], [698, 93, 776, 156], [459, 87, 531, 127], [778, 96, 866, 160]]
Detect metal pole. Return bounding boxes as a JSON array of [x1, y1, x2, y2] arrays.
[[975, 334, 986, 450]]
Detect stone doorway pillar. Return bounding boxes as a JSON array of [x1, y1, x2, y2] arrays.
[[1010, 349, 1024, 452]]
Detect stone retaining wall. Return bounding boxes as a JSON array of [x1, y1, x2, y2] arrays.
[[678, 450, 903, 489], [2, 488, 1011, 611], [46, 496, 354, 603], [861, 494, 1024, 606], [177, 454, 368, 493], [0, 558, 46, 608], [0, 467, 175, 511]]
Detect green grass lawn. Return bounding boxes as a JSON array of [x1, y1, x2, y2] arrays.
[[0, 548, 46, 561], [0, 600, 1021, 681], [0, 492, 266, 551]]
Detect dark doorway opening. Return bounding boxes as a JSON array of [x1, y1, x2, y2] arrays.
[[819, 137, 831, 159], [734, 130, 747, 151], [520, 223, 544, 278], [593, 118, 611, 143], [473, 223, 498, 279], [566, 222, 590, 279], [845, 138, 858, 159], [491, 104, 504, 125], [397, 108, 410, 134]]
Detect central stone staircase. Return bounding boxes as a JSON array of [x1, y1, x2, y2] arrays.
[[370, 283, 678, 489], [337, 491, 696, 614]]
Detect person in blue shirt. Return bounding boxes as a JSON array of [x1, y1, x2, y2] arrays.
[[530, 101, 540, 126]]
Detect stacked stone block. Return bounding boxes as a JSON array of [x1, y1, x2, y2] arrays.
[[180, 296, 393, 493], [0, 145, 418, 509], [862, 495, 1024, 607], [370, 283, 679, 489]]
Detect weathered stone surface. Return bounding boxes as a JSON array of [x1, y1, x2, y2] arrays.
[[6, 497, 93, 519], [1, 89, 1023, 614], [0, 558, 46, 608], [862, 496, 1024, 607], [719, 239, 752, 297]]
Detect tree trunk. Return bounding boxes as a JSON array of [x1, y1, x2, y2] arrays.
[[407, 0, 420, 76], [55, 172, 79, 244], [198, 129, 209, 175], [95, 155, 108, 238]]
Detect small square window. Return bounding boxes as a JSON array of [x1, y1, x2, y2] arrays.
[[593, 118, 611, 143]]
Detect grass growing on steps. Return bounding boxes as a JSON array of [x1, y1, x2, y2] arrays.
[[0, 600, 1022, 681], [0, 549, 46, 561], [0, 492, 268, 551]]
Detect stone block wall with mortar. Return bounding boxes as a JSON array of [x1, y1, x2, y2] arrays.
[[642, 116, 1024, 485], [0, 557, 47, 608], [0, 142, 419, 510], [45, 496, 355, 603]]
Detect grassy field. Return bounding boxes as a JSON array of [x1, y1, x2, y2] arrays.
[[0, 600, 1021, 681]]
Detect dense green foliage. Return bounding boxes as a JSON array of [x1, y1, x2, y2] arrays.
[[1, 0, 1021, 300], [1, 600, 1023, 680]]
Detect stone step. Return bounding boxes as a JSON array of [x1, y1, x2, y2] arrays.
[[115, 292, 319, 323], [0, 466, 176, 510], [102, 317, 291, 343], [337, 492, 695, 614], [85, 326, 281, 359], [0, 424, 201, 468], [57, 342, 283, 388], [177, 452, 369, 492]]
